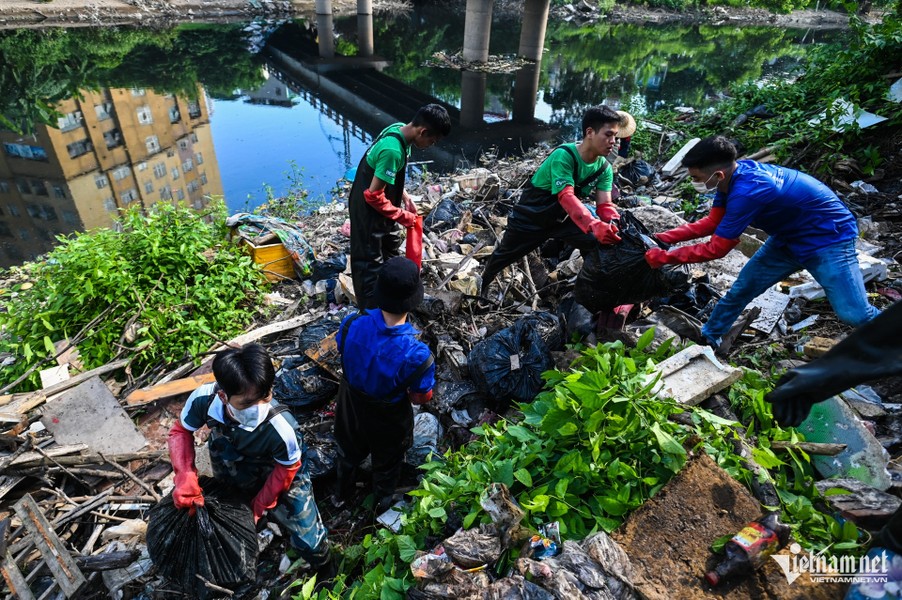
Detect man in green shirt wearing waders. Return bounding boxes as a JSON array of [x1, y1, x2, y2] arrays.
[[480, 105, 624, 299], [349, 104, 452, 308]]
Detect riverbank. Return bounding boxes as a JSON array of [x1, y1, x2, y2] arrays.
[[0, 0, 874, 29]]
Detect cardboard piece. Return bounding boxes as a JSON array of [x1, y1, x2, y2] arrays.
[[41, 376, 146, 455]]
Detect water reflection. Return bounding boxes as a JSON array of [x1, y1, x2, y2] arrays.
[[0, 15, 842, 266]]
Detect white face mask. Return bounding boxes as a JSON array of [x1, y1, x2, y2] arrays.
[[691, 172, 720, 193], [226, 403, 265, 429]]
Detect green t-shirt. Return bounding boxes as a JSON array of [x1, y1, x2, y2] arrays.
[[365, 123, 411, 185], [530, 143, 613, 197]]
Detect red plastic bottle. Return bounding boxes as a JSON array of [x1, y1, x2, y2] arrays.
[[705, 512, 790, 586]]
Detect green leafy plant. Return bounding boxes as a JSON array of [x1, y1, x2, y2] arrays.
[[0, 201, 268, 391]]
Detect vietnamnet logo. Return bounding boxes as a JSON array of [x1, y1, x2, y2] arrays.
[[771, 543, 891, 585]]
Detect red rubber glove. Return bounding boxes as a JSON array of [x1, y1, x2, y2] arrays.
[[364, 188, 417, 228], [558, 186, 621, 244], [655, 207, 726, 245], [596, 202, 620, 223], [251, 461, 300, 524], [409, 390, 433, 405], [168, 421, 204, 515], [644, 234, 739, 268]]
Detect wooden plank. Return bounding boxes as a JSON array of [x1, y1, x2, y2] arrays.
[[228, 312, 324, 347], [14, 495, 85, 597], [124, 372, 216, 406], [9, 449, 164, 470], [304, 331, 340, 379], [9, 444, 89, 467], [2, 552, 35, 600], [0, 359, 129, 414]]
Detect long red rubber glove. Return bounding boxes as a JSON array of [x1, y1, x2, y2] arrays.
[[558, 186, 621, 244], [252, 461, 300, 523], [168, 421, 204, 514], [409, 390, 433, 405], [645, 234, 739, 268], [406, 216, 424, 269], [596, 201, 620, 223], [655, 207, 727, 244], [364, 188, 417, 228]]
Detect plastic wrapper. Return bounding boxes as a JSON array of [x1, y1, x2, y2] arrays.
[[442, 527, 502, 569]]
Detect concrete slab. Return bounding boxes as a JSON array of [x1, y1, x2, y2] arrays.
[[786, 253, 888, 300], [840, 386, 886, 419], [747, 286, 790, 334], [650, 345, 742, 406], [40, 376, 146, 455], [662, 138, 700, 177], [797, 396, 892, 491], [815, 478, 901, 527]]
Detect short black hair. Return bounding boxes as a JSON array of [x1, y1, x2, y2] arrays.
[[412, 104, 452, 138], [213, 343, 275, 400], [581, 105, 623, 137], [682, 136, 738, 170]]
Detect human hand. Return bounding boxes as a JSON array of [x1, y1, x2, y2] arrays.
[[589, 220, 621, 244], [644, 247, 669, 269], [404, 194, 417, 214], [597, 203, 620, 223], [396, 210, 418, 229], [173, 475, 204, 515], [764, 371, 819, 428]]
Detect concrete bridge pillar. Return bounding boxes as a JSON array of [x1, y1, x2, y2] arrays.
[[460, 70, 487, 129], [357, 0, 374, 57], [512, 61, 541, 123], [518, 0, 550, 60], [315, 0, 335, 58], [463, 0, 493, 63]]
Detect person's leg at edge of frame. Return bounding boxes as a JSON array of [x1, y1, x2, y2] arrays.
[[368, 401, 413, 513], [332, 383, 367, 503], [803, 239, 880, 327], [701, 239, 801, 346], [276, 465, 331, 569]]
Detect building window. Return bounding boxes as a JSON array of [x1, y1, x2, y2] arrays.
[[104, 129, 123, 149], [193, 198, 204, 210], [8, 204, 20, 217], [153, 163, 166, 179], [190, 133, 199, 143], [169, 106, 181, 123], [136, 105, 153, 125], [26, 204, 57, 221], [18, 228, 29, 240], [178, 139, 189, 151], [144, 181, 154, 194], [103, 197, 117, 212], [95, 103, 113, 121], [57, 111, 84, 132], [112, 166, 131, 181], [175, 189, 185, 201], [187, 102, 202, 119], [0, 222, 12, 238], [66, 139, 92, 159], [31, 180, 48, 196], [5, 143, 49, 161], [16, 179, 29, 194], [121, 189, 138, 203], [131, 87, 146, 97], [137, 162, 148, 172], [182, 158, 194, 173], [171, 168, 180, 181], [95, 175, 109, 189], [159, 186, 172, 201], [0, 181, 8, 193], [62, 210, 79, 225], [53, 185, 66, 199], [195, 152, 204, 165], [145, 135, 161, 154], [200, 173, 208, 185]]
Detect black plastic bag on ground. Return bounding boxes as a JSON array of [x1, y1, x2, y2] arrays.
[[557, 296, 596, 343], [147, 487, 258, 599], [424, 198, 462, 231], [273, 356, 338, 412], [311, 254, 347, 283], [618, 159, 657, 187], [468, 315, 556, 403], [574, 211, 689, 312]]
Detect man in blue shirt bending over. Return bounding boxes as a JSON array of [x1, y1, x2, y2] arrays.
[[333, 256, 435, 513], [644, 135, 879, 348]]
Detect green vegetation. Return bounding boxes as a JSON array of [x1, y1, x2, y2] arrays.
[[294, 336, 862, 599], [0, 24, 265, 134], [0, 202, 268, 392]]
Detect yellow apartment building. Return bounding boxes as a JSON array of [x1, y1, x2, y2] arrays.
[[0, 85, 224, 267]]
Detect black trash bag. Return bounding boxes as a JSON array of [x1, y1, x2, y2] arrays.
[[147, 488, 258, 599], [618, 160, 657, 187], [521, 312, 563, 351], [311, 254, 347, 283], [574, 211, 689, 312], [653, 278, 722, 321], [302, 430, 337, 479], [557, 296, 596, 343], [296, 307, 355, 352], [273, 356, 338, 412], [424, 198, 462, 231], [468, 316, 555, 403]]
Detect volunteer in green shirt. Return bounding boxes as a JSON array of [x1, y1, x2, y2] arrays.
[[480, 105, 624, 298], [349, 104, 452, 309]]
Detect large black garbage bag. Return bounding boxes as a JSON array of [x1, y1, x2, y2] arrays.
[[557, 296, 596, 343], [424, 198, 462, 231], [618, 159, 657, 187], [147, 489, 258, 598], [574, 211, 689, 312], [311, 254, 347, 283], [273, 356, 338, 412], [468, 315, 556, 403]]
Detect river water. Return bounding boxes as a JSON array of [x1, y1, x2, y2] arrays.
[[0, 6, 841, 266]]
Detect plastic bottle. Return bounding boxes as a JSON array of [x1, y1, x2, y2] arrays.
[[705, 512, 790, 586]]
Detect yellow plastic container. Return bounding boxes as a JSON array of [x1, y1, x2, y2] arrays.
[[243, 239, 296, 282]]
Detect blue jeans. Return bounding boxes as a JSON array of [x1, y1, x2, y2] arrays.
[[702, 238, 879, 345]]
